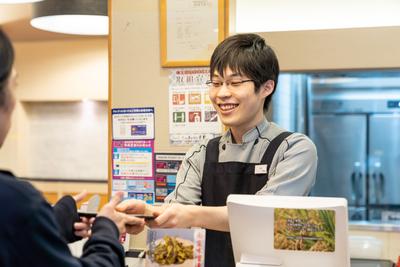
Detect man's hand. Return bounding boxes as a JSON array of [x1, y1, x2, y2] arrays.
[[116, 198, 147, 215], [148, 205, 230, 232], [98, 192, 145, 234], [116, 199, 150, 234], [147, 203, 193, 229]]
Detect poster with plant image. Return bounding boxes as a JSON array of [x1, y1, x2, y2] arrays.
[[274, 208, 335, 252]]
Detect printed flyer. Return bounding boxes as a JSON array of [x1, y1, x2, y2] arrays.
[[274, 208, 336, 252], [154, 153, 185, 202], [169, 68, 222, 146], [112, 107, 155, 140], [112, 139, 155, 203], [112, 140, 154, 178]]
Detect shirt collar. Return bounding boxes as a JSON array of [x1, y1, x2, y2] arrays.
[[223, 117, 269, 144]]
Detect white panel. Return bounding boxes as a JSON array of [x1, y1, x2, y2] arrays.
[[236, 0, 400, 32], [24, 101, 108, 180]]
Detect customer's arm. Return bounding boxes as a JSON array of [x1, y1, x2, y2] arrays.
[[15, 190, 142, 267]]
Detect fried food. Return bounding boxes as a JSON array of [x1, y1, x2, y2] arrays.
[[150, 235, 194, 265]]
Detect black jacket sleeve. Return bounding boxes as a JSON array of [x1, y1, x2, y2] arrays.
[[53, 195, 82, 243], [81, 217, 125, 267], [1, 176, 125, 267]]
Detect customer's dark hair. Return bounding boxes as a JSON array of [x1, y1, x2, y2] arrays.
[[210, 33, 280, 111], [0, 29, 15, 107]]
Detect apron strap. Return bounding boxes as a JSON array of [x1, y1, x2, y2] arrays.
[[261, 131, 293, 176], [205, 136, 222, 163]]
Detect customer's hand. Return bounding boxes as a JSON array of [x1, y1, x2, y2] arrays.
[[98, 192, 145, 234], [73, 216, 95, 238], [72, 190, 94, 238], [116, 199, 148, 234]]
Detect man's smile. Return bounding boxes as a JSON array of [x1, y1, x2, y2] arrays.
[[218, 103, 239, 111]]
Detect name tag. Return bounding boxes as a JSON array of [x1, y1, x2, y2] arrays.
[[254, 164, 267, 174]]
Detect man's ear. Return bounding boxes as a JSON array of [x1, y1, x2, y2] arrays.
[[259, 80, 274, 98]]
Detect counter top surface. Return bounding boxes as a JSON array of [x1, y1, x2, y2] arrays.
[[349, 220, 400, 232], [125, 257, 395, 267]]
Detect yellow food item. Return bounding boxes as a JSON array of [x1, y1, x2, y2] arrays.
[[151, 235, 194, 265]]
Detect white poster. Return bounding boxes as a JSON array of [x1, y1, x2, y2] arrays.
[[169, 68, 222, 145], [112, 107, 155, 140]]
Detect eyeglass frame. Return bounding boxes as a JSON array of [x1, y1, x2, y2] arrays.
[[205, 79, 254, 89]]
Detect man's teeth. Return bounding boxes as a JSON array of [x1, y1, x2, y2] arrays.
[[219, 104, 238, 111]]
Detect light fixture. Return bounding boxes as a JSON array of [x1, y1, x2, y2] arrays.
[[30, 0, 108, 35], [0, 0, 43, 3]]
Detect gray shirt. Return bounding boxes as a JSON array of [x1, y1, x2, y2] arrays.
[[165, 118, 318, 205]]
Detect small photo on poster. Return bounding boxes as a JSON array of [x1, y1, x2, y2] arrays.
[[156, 175, 167, 186], [189, 93, 201, 104], [113, 180, 127, 191], [156, 188, 168, 199], [173, 112, 186, 123], [203, 92, 211, 105], [166, 175, 177, 186], [131, 125, 147, 136], [189, 111, 202, 123], [126, 179, 154, 192], [156, 162, 168, 170], [156, 161, 181, 173], [205, 111, 218, 122], [128, 192, 154, 204], [172, 93, 186, 105]]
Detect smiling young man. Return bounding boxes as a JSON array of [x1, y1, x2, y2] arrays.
[[118, 33, 317, 267]]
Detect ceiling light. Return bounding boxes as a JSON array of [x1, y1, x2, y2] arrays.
[[0, 0, 43, 3], [30, 0, 108, 35]]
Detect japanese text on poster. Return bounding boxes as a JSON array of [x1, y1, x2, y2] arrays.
[[112, 140, 154, 178], [112, 107, 154, 140], [169, 68, 222, 146], [111, 107, 156, 204], [112, 139, 155, 204]]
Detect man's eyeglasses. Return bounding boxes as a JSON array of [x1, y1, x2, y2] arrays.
[[205, 79, 254, 89]]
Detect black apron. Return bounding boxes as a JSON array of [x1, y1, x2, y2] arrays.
[[201, 132, 292, 267]]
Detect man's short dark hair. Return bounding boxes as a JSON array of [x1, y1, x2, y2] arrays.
[[209, 33, 280, 111], [0, 29, 15, 107]]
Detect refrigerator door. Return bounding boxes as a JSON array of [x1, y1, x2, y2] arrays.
[[310, 114, 367, 207], [369, 114, 400, 205]]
